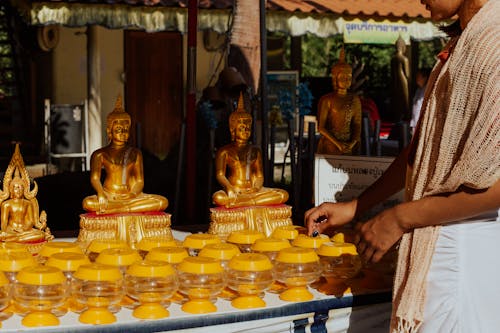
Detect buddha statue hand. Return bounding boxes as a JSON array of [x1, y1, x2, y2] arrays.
[[97, 194, 108, 214]]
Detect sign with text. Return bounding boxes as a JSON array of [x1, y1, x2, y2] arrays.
[[342, 19, 411, 45], [315, 155, 405, 218]]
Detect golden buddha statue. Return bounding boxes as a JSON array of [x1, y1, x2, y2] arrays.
[[82, 96, 168, 214], [0, 144, 53, 246], [317, 48, 362, 155], [212, 94, 289, 208]]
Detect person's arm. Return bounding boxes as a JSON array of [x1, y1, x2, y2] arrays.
[[356, 178, 500, 263], [305, 145, 409, 235]]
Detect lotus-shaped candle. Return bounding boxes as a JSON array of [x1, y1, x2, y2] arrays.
[[182, 234, 221, 256], [14, 266, 66, 327], [72, 263, 124, 324], [177, 257, 224, 314], [274, 247, 321, 302], [226, 253, 273, 309], [125, 260, 178, 319], [226, 230, 265, 253]]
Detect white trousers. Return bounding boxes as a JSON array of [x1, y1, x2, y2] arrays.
[[419, 209, 500, 333]]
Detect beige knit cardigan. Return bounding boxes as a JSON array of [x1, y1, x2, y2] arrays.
[[391, 1, 500, 332]]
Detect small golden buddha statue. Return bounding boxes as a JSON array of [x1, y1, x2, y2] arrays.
[[212, 94, 289, 208], [82, 96, 168, 214], [0, 144, 53, 245], [317, 48, 362, 155]]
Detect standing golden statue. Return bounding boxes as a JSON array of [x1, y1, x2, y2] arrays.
[[390, 36, 410, 121], [82, 95, 168, 214], [316, 48, 362, 155], [0, 144, 53, 247], [212, 93, 289, 208]]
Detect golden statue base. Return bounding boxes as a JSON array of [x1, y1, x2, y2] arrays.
[[208, 204, 293, 239], [77, 212, 172, 249]]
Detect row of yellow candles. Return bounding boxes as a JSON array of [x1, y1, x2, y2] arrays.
[[0, 226, 362, 328]]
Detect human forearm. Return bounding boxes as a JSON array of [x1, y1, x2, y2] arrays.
[[395, 179, 500, 230], [355, 146, 409, 217]]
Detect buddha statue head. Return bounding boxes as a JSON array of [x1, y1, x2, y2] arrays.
[[331, 48, 353, 91], [229, 93, 252, 142], [395, 35, 406, 54], [106, 95, 131, 141], [9, 170, 27, 200]]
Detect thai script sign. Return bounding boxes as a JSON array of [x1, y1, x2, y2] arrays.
[[315, 155, 405, 218], [342, 19, 411, 44]]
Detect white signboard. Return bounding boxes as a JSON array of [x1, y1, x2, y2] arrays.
[[315, 155, 405, 218]]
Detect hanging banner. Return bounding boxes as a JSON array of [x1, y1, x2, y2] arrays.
[[343, 19, 411, 44]]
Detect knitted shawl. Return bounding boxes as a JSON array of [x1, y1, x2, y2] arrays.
[[391, 1, 500, 332]]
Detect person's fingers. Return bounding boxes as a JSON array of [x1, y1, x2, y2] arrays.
[[357, 240, 367, 255], [362, 246, 375, 263], [371, 250, 385, 263]]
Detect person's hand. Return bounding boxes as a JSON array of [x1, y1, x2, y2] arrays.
[[354, 206, 407, 263], [304, 200, 357, 236]]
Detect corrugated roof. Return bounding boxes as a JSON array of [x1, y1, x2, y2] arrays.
[[29, 0, 431, 19]]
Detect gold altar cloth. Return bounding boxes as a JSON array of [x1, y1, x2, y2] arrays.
[[77, 212, 172, 249], [208, 204, 292, 239]]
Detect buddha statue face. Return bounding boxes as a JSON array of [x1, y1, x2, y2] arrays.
[[331, 48, 352, 91], [106, 95, 131, 142], [10, 180, 24, 199], [229, 93, 252, 142]]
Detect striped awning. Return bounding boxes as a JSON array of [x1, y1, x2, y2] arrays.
[[11, 0, 444, 40]]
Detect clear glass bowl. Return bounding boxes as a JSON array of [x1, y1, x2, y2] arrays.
[[72, 263, 124, 325], [226, 253, 274, 309], [13, 266, 67, 327], [177, 257, 224, 313], [125, 260, 178, 319]]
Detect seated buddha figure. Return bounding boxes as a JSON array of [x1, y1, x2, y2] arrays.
[[212, 94, 289, 208], [82, 96, 168, 214], [0, 144, 53, 243], [317, 48, 362, 155]]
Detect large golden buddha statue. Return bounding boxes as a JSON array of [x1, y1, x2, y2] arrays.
[[82, 96, 168, 214], [0, 144, 53, 249], [209, 94, 291, 238], [317, 48, 362, 155], [212, 94, 289, 208]]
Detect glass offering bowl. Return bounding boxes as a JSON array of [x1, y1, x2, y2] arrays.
[[14, 266, 66, 327], [177, 257, 224, 314], [125, 260, 178, 319], [226, 253, 273, 309], [145, 246, 189, 267], [291, 234, 329, 250], [274, 247, 321, 302], [182, 233, 221, 256], [271, 225, 301, 241], [136, 237, 180, 259], [86, 239, 129, 262], [72, 263, 124, 325], [95, 247, 142, 275], [226, 230, 265, 253], [251, 237, 291, 263], [198, 243, 241, 300], [315, 242, 361, 295], [0, 252, 37, 284], [45, 252, 91, 314], [38, 241, 84, 264], [0, 271, 12, 325]]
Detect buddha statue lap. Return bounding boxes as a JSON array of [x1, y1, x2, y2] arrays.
[[316, 48, 362, 155], [0, 144, 53, 253], [209, 93, 292, 238], [78, 96, 171, 248]]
